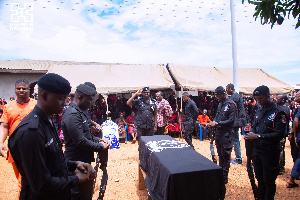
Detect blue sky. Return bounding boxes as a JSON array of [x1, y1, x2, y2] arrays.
[[0, 0, 299, 86]]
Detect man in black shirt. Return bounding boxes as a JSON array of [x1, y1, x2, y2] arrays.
[[62, 82, 111, 200], [8, 73, 96, 200], [182, 92, 199, 149], [276, 94, 290, 174], [226, 83, 247, 165], [245, 85, 287, 200], [127, 87, 157, 139], [209, 86, 236, 184]]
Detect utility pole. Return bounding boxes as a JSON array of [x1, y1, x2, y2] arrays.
[[230, 0, 239, 93]]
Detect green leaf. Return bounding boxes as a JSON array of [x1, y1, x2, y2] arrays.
[[292, 7, 300, 18], [295, 20, 300, 28], [249, 0, 263, 6]]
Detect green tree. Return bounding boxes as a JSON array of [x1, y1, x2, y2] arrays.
[[242, 0, 300, 28]]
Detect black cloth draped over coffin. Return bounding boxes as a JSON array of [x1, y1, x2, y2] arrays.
[[139, 135, 224, 200]]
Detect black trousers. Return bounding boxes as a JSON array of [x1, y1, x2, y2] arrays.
[[290, 139, 299, 163], [245, 139, 255, 180], [156, 126, 166, 135], [137, 127, 154, 140], [183, 122, 195, 148], [215, 136, 233, 182], [71, 179, 94, 200], [253, 143, 280, 200]]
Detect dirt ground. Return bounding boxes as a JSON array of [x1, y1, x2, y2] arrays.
[[0, 137, 299, 200]]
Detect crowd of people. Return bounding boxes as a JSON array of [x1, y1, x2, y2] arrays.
[[0, 75, 299, 200]]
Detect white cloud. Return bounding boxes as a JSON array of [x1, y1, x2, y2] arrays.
[[0, 0, 299, 84]]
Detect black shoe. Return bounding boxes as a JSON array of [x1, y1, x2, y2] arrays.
[[231, 158, 242, 165], [212, 155, 217, 164]]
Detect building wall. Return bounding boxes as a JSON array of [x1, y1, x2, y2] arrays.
[[0, 73, 46, 101]]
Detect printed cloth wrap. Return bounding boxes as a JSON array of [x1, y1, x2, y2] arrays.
[[101, 119, 120, 149]]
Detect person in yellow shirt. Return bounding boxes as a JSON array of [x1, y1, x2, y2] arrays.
[[0, 79, 37, 196]]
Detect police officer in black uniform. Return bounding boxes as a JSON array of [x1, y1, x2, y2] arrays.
[[226, 83, 247, 165], [245, 85, 287, 200], [276, 94, 290, 175], [209, 86, 236, 185], [8, 73, 96, 200], [127, 87, 157, 139], [182, 92, 199, 149], [62, 82, 110, 200]]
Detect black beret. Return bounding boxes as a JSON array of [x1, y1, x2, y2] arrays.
[[84, 82, 96, 90], [215, 86, 225, 95], [76, 82, 97, 96], [37, 73, 71, 95], [143, 87, 150, 92], [253, 85, 270, 96]]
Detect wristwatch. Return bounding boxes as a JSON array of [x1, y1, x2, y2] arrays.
[[257, 134, 261, 138]]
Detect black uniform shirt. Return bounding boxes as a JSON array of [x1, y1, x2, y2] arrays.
[[8, 105, 79, 200], [132, 97, 157, 129], [214, 98, 236, 137], [184, 98, 199, 123], [228, 92, 247, 127], [278, 105, 290, 137], [250, 102, 287, 144], [62, 102, 102, 163]]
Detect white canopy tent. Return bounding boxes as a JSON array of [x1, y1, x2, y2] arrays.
[[48, 64, 175, 94], [167, 64, 293, 94]]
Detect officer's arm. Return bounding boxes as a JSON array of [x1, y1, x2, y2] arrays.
[[127, 89, 142, 107], [63, 113, 104, 152], [67, 160, 78, 171], [259, 111, 287, 141], [91, 120, 102, 132], [16, 129, 79, 196], [218, 103, 236, 126], [213, 104, 220, 122], [193, 102, 199, 119], [238, 97, 247, 121]]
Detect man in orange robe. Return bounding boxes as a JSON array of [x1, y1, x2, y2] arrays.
[[0, 79, 37, 196]]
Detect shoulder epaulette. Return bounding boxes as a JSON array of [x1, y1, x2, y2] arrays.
[[28, 114, 39, 129]]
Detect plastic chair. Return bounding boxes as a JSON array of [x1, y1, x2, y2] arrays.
[[196, 122, 207, 141], [125, 125, 131, 143]]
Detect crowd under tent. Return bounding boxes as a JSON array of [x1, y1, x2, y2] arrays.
[[167, 64, 293, 95], [0, 59, 294, 100], [48, 64, 175, 94]]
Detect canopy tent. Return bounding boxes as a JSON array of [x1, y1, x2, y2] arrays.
[[167, 64, 293, 94], [48, 64, 175, 94]]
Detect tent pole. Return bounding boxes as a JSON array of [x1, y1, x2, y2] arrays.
[[180, 87, 183, 141], [230, 0, 239, 93], [103, 94, 110, 120]]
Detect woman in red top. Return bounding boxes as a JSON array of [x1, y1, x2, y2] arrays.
[[126, 111, 137, 143]]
